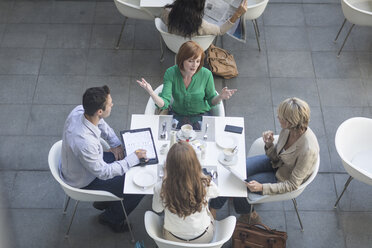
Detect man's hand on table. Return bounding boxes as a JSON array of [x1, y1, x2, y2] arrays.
[[135, 149, 149, 164]]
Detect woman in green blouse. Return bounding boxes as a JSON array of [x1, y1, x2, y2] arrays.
[[137, 41, 236, 116]]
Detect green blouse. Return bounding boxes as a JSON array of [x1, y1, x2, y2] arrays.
[[159, 65, 218, 116]]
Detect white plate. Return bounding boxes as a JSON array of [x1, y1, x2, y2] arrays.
[[215, 135, 237, 149], [133, 171, 156, 188], [218, 153, 238, 166], [177, 130, 197, 141]]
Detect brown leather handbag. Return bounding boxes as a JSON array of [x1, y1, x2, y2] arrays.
[[232, 222, 287, 248], [207, 44, 238, 79]]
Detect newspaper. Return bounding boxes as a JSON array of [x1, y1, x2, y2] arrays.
[[204, 0, 246, 43]]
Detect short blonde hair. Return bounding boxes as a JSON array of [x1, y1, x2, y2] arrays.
[[277, 97, 310, 130]]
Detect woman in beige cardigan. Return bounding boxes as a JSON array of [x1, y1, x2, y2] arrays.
[[161, 0, 247, 37], [209, 97, 319, 223]]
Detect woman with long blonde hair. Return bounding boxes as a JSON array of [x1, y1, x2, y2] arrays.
[[152, 141, 218, 243]]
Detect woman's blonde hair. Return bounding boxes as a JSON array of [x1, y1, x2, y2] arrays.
[[161, 141, 210, 218], [277, 97, 310, 130], [176, 41, 205, 74]]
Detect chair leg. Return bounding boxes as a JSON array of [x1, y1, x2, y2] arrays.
[[227, 197, 231, 216], [248, 204, 254, 224], [254, 19, 260, 37], [252, 20, 261, 52], [334, 176, 353, 208], [121, 200, 135, 243], [337, 24, 355, 57], [115, 17, 128, 50], [292, 199, 304, 231], [65, 200, 79, 238], [334, 18, 347, 42], [159, 34, 164, 62], [63, 195, 70, 214]]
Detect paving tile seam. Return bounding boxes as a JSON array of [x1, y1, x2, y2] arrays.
[[270, 2, 340, 5]]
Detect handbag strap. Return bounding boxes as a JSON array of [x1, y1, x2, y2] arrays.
[[208, 44, 230, 58], [247, 223, 275, 233]]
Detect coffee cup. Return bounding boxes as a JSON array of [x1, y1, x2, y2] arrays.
[[223, 148, 235, 162], [181, 124, 193, 138]]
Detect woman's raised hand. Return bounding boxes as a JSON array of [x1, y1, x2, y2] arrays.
[[136, 78, 153, 94], [236, 0, 248, 17], [220, 87, 237, 100], [262, 130, 274, 148], [230, 0, 248, 23]]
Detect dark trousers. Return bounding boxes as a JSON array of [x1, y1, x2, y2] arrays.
[[83, 152, 144, 224], [209, 155, 277, 214]]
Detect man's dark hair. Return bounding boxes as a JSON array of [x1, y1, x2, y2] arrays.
[[82, 85, 110, 116]]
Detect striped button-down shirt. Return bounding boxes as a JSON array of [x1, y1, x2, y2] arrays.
[[60, 105, 138, 188]]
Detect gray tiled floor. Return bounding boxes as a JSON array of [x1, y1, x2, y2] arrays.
[[0, 0, 372, 248]]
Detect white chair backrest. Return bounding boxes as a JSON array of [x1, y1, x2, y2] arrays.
[[48, 141, 121, 202], [342, 0, 372, 26], [335, 117, 372, 167], [247, 135, 279, 157], [114, 0, 154, 20], [210, 96, 225, 117], [248, 154, 320, 203], [155, 18, 216, 53], [244, 0, 269, 20], [335, 117, 372, 182], [247, 135, 320, 203], [144, 211, 236, 248], [144, 84, 165, 115]]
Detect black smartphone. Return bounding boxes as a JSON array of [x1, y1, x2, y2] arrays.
[[224, 124, 243, 134]]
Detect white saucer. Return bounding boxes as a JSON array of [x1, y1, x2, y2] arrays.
[[215, 135, 237, 149], [218, 153, 238, 166], [133, 171, 156, 188], [190, 139, 207, 148], [177, 130, 197, 141]]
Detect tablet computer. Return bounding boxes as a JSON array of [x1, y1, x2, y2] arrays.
[[120, 127, 158, 166]]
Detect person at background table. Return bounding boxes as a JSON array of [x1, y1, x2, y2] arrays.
[[60, 85, 146, 233], [162, 0, 248, 37], [209, 97, 319, 224], [137, 41, 236, 116], [152, 141, 218, 243]]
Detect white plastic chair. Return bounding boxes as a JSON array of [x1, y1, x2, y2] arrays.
[[155, 18, 216, 62], [244, 0, 269, 52], [48, 140, 135, 242], [144, 211, 236, 248], [334, 117, 372, 208], [144, 84, 225, 117], [334, 0, 372, 56], [246, 136, 320, 231], [114, 0, 155, 49]]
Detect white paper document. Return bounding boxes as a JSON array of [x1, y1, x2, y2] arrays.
[[205, 0, 230, 22], [122, 130, 156, 159], [204, 0, 246, 42], [227, 166, 247, 183]]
